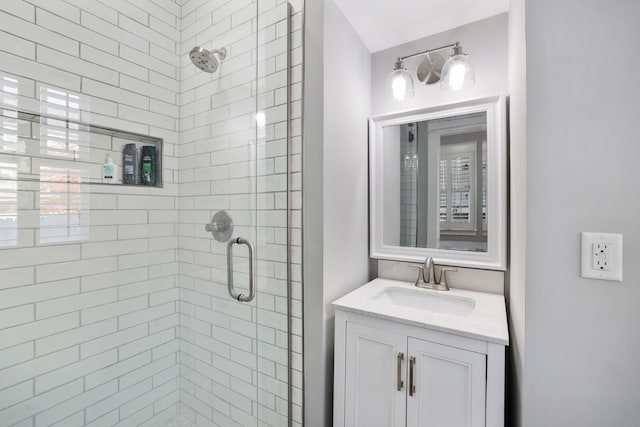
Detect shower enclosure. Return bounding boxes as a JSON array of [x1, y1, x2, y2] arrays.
[[0, 1, 301, 426]]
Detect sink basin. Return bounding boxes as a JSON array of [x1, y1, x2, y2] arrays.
[[372, 286, 475, 316]]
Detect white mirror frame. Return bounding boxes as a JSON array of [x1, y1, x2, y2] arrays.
[[369, 95, 507, 270]]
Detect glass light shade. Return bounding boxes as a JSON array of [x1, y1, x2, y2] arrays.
[[385, 67, 414, 102], [441, 54, 475, 91]]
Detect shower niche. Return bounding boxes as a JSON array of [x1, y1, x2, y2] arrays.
[[0, 107, 163, 188]]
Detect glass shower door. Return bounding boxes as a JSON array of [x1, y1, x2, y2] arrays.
[[177, 1, 290, 426]]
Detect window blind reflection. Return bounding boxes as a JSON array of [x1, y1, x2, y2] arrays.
[[0, 161, 17, 247], [39, 166, 89, 244]]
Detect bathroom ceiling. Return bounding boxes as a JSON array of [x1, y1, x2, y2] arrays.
[[333, 0, 509, 52]]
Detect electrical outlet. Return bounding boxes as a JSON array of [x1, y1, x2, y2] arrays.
[[581, 233, 623, 281], [592, 243, 611, 271]]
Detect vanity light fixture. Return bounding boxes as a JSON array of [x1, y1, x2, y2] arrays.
[[385, 59, 415, 102], [440, 43, 475, 91], [385, 42, 475, 102]]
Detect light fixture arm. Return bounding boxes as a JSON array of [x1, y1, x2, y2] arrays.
[[396, 42, 462, 63]]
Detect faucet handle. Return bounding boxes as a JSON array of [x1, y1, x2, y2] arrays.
[[437, 268, 458, 288], [408, 265, 426, 286]]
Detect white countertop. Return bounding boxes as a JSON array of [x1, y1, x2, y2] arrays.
[[332, 278, 509, 345]]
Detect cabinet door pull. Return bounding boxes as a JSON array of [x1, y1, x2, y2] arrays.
[[409, 356, 416, 396], [396, 352, 404, 391]]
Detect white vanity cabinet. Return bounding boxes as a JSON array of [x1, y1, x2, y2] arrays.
[[343, 322, 407, 427], [406, 337, 486, 427], [332, 279, 508, 427]]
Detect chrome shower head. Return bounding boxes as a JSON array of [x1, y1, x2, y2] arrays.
[[189, 46, 227, 73]]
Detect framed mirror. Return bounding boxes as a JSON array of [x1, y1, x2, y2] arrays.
[[369, 96, 506, 269]]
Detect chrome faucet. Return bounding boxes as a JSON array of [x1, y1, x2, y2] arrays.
[[411, 257, 458, 291], [423, 257, 436, 284]]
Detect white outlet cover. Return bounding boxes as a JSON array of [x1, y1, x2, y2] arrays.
[[581, 232, 623, 281]]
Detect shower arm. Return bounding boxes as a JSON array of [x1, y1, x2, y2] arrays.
[[211, 47, 227, 60]]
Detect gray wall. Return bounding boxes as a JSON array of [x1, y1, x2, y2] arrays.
[[382, 126, 401, 246], [322, 0, 371, 332], [371, 13, 509, 116], [506, 0, 526, 425], [303, 0, 372, 425], [302, 0, 325, 423], [524, 0, 640, 425]]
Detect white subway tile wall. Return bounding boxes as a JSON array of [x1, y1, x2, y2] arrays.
[[400, 124, 418, 246], [0, 0, 304, 426], [0, 0, 181, 426]]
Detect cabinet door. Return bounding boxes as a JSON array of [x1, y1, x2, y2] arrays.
[[407, 338, 486, 427], [343, 322, 406, 427]]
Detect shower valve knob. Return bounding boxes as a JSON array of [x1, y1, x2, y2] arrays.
[[205, 210, 234, 242]]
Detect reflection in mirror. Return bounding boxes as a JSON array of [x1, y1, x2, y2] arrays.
[[382, 112, 487, 252]]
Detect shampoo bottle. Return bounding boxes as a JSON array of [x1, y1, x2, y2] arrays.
[[140, 145, 157, 186], [123, 143, 137, 185], [102, 154, 117, 184]]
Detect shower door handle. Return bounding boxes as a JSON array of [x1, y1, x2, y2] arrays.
[[227, 237, 256, 302]]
